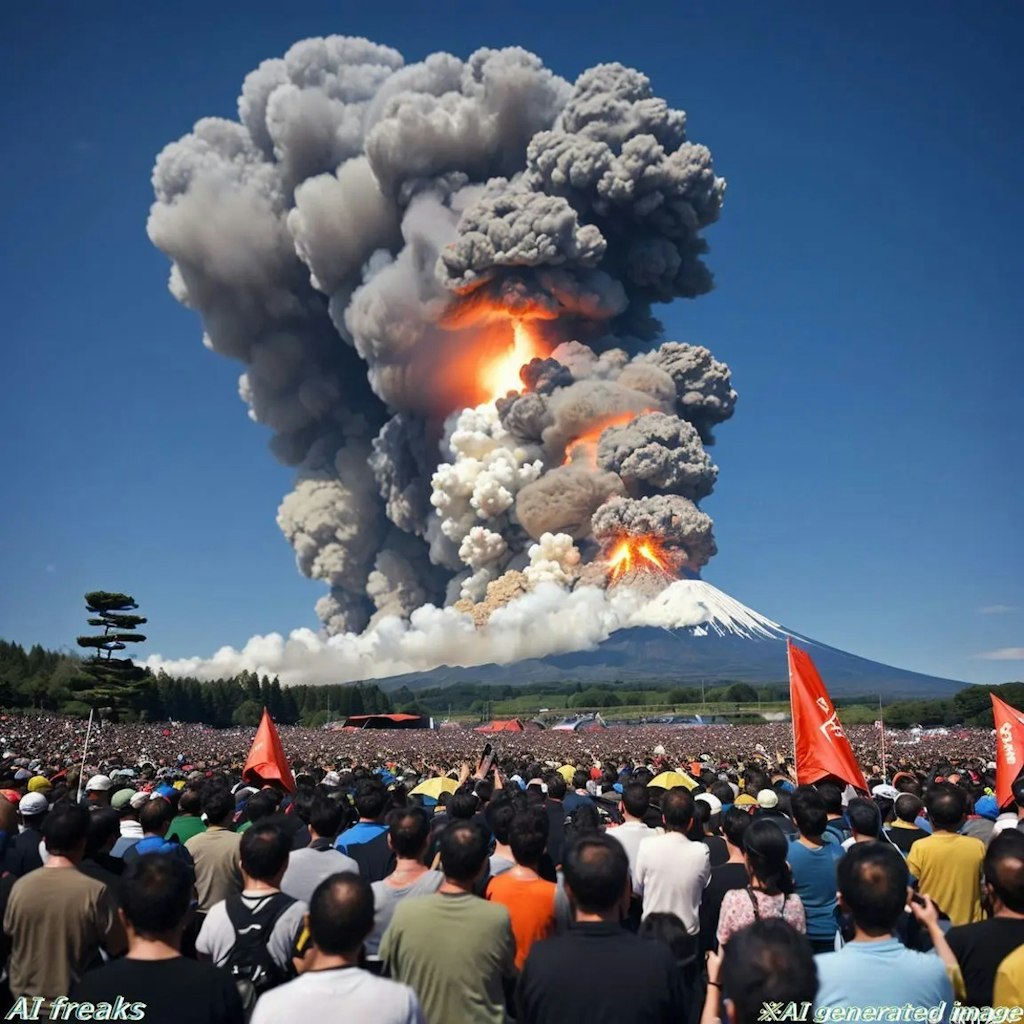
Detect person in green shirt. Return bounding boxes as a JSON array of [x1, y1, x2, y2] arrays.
[[380, 820, 516, 1024], [166, 788, 207, 845]]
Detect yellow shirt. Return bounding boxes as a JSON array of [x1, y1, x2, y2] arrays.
[[994, 944, 1024, 1009], [906, 831, 985, 926]]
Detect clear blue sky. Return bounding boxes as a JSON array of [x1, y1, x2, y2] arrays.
[[1, 1, 1021, 686]]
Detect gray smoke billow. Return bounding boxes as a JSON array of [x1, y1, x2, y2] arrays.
[[147, 34, 736, 653]]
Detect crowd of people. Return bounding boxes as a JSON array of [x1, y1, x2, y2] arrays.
[[0, 711, 1022, 1024]]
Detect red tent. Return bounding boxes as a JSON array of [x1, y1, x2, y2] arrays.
[[474, 718, 527, 734]]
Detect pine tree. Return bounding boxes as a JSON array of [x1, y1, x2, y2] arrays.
[[74, 592, 150, 715]]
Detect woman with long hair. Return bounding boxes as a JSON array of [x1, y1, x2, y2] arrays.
[[716, 819, 806, 947]]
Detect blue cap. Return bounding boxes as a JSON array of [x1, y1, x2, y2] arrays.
[[975, 794, 999, 821]]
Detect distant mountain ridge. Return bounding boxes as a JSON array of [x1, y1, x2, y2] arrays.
[[376, 581, 966, 699]]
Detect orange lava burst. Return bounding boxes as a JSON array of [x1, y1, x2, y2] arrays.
[[606, 535, 670, 582], [479, 320, 546, 403], [563, 409, 655, 468]]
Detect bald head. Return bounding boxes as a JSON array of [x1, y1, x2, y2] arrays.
[[985, 832, 1024, 913], [309, 872, 375, 956]]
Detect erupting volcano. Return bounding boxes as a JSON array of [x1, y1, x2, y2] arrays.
[[605, 535, 671, 581]]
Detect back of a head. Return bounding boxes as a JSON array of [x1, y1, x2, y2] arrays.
[[745, 768, 770, 796], [847, 797, 882, 838], [309, 872, 374, 956], [354, 778, 387, 820], [486, 793, 517, 846], [837, 841, 908, 933], [894, 794, 922, 825], [509, 807, 549, 867], [711, 781, 735, 807], [790, 786, 827, 838], [246, 790, 278, 824], [448, 789, 480, 821], [240, 824, 291, 883], [201, 785, 234, 826], [178, 788, 202, 816], [140, 798, 172, 835], [86, 807, 121, 856], [662, 788, 694, 832], [389, 808, 430, 859], [563, 833, 629, 915], [984, 830, 1024, 913], [546, 774, 567, 801], [925, 782, 966, 831], [1011, 773, 1024, 809], [816, 782, 843, 816], [895, 775, 922, 797], [638, 911, 691, 961], [42, 802, 90, 856], [743, 819, 793, 895], [721, 920, 817, 1024], [121, 854, 192, 937], [722, 806, 752, 849], [572, 770, 589, 791], [309, 795, 345, 840], [439, 821, 488, 884], [621, 782, 650, 819]]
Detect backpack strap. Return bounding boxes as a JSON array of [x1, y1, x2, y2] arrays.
[[225, 892, 295, 937]]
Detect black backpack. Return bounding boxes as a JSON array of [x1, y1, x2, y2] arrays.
[[223, 892, 295, 1017]]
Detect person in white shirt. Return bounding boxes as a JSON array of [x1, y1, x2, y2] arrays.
[[251, 872, 423, 1024], [635, 788, 710, 935], [608, 782, 663, 890]]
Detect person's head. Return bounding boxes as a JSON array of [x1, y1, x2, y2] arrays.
[[983, 831, 1024, 915], [925, 782, 967, 832], [486, 793, 517, 847], [388, 808, 431, 861], [139, 798, 173, 837], [353, 778, 387, 821], [743, 819, 794, 895], [244, 790, 278, 825], [177, 788, 202, 817], [307, 872, 375, 958], [638, 912, 691, 962], [17, 792, 49, 829], [86, 807, 121, 858], [620, 782, 650, 821], [546, 774, 567, 801], [847, 797, 882, 839], [1011, 774, 1024, 814], [661, 788, 694, 833], [448, 789, 480, 822], [744, 768, 770, 796], [571, 770, 589, 792], [894, 774, 922, 797], [562, 834, 629, 917], [200, 786, 235, 827], [894, 793, 922, 825], [438, 821, 488, 885], [85, 774, 113, 806], [790, 786, 827, 839], [240, 824, 291, 887], [720, 920, 817, 1024], [836, 841, 908, 935], [722, 806, 752, 853], [41, 802, 90, 861], [816, 782, 843, 817], [119, 854, 193, 944], [308, 796, 344, 842], [509, 807, 548, 868]]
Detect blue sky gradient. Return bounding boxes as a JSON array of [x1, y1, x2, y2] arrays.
[[1, 1, 1021, 685]]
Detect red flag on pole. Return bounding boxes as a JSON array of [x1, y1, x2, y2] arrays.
[[788, 639, 867, 791], [991, 693, 1024, 809], [243, 708, 295, 793]]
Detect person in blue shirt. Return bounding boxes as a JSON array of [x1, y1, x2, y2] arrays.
[[334, 778, 393, 881], [815, 842, 955, 1020]]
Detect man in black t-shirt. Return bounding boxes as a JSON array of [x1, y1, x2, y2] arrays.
[[946, 831, 1024, 1007], [72, 854, 243, 1024], [888, 795, 929, 855]]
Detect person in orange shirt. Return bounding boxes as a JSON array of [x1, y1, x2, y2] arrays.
[[486, 806, 557, 969]]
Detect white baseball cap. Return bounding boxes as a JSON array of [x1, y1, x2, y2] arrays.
[[85, 774, 113, 792], [757, 789, 779, 810], [19, 792, 49, 816], [695, 793, 723, 815]]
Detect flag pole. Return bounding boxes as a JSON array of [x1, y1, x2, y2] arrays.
[[76, 708, 95, 804], [787, 638, 798, 782], [879, 694, 887, 782]]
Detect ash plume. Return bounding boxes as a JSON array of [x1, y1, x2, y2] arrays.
[[147, 32, 736, 680]]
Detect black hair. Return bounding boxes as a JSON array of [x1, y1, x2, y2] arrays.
[[486, 792, 517, 846], [200, 786, 234, 826], [837, 841, 908, 932], [439, 821, 488, 883], [565, 803, 602, 847], [1011, 774, 1024, 808], [721, 920, 817, 1024], [563, 834, 628, 914], [925, 783, 967, 831], [894, 794, 922, 824], [240, 824, 291, 882], [722, 806, 753, 850], [290, 786, 317, 825], [546, 774, 567, 801], [448, 789, 480, 821], [85, 807, 121, 856], [388, 808, 431, 859], [743, 819, 794, 896], [42, 803, 90, 856], [847, 797, 882, 839], [816, 782, 843, 816], [121, 854, 192, 937], [245, 790, 278, 824], [178, 789, 202, 816], [572, 770, 589, 791], [790, 786, 827, 839], [509, 807, 549, 867], [638, 912, 691, 962], [139, 798, 172, 835], [309, 795, 345, 840], [895, 775, 922, 796], [984, 831, 1024, 913], [744, 768, 770, 796], [353, 778, 387, 820], [621, 782, 650, 819], [711, 781, 735, 807], [661, 789, 694, 832], [308, 873, 375, 956]]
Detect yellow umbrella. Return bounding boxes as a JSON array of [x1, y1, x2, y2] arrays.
[[556, 765, 576, 783], [409, 776, 459, 800], [648, 770, 698, 791]]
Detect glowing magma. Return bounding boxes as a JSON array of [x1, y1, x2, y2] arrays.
[[479, 321, 546, 403], [563, 409, 655, 468], [606, 535, 670, 581]]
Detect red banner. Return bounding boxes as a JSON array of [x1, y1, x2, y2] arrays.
[[243, 708, 295, 793], [991, 693, 1024, 809], [789, 639, 867, 791]]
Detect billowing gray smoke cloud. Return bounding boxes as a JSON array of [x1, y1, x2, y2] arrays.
[[148, 34, 733, 639]]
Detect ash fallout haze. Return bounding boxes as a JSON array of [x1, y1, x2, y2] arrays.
[[1, 3, 1021, 689]]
